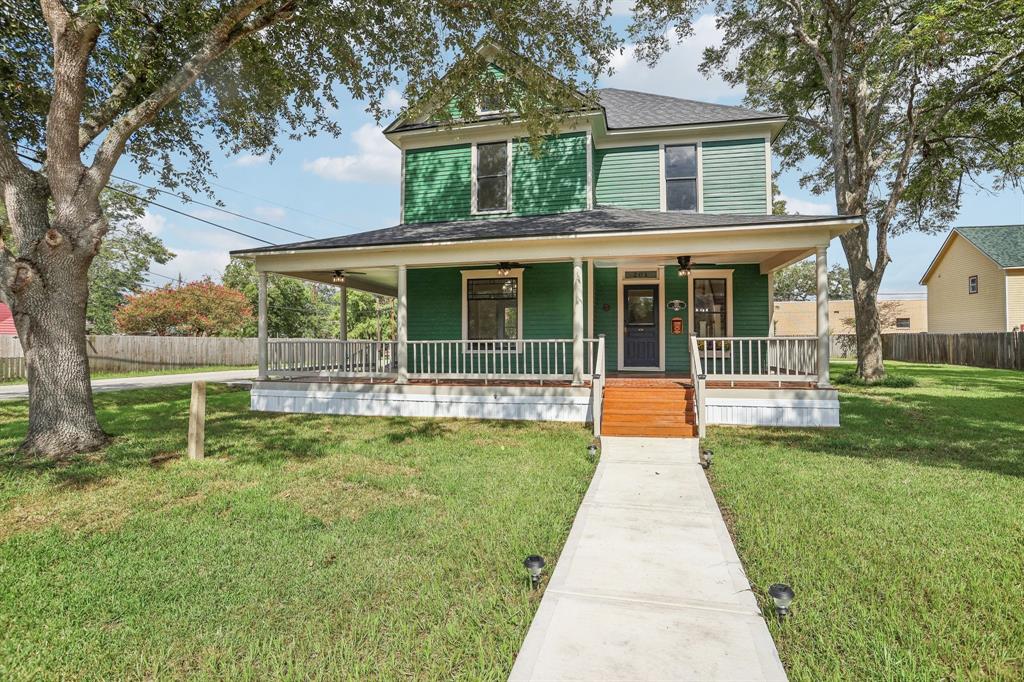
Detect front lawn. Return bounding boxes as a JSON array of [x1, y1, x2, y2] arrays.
[[0, 387, 592, 679], [706, 360, 1024, 680]]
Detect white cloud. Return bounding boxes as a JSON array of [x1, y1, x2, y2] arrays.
[[140, 210, 166, 236], [190, 207, 233, 222], [602, 15, 737, 103], [609, 0, 634, 16], [383, 88, 406, 111], [140, 211, 258, 284], [302, 123, 400, 184], [253, 206, 287, 222], [233, 153, 269, 167], [778, 194, 835, 215]]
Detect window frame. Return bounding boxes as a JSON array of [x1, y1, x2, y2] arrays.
[[968, 274, 979, 294], [461, 268, 524, 349], [471, 140, 513, 215], [662, 143, 699, 213], [687, 268, 734, 340]]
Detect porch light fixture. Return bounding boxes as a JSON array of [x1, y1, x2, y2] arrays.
[[332, 270, 346, 285], [496, 261, 514, 277], [768, 583, 795, 621], [700, 449, 713, 469], [677, 256, 692, 278], [523, 555, 545, 589]]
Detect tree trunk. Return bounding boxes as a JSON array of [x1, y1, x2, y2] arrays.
[[850, 277, 885, 382]]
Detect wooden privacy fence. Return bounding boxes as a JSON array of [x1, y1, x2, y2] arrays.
[[0, 335, 259, 380], [829, 332, 1023, 370]]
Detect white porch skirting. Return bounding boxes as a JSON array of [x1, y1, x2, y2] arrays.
[[251, 381, 594, 423], [705, 387, 839, 428]]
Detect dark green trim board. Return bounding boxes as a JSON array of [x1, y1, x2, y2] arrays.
[[402, 133, 588, 224], [664, 270, 688, 372], [701, 138, 768, 214], [594, 146, 661, 210]]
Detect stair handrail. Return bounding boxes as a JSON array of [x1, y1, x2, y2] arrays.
[[689, 334, 707, 439]]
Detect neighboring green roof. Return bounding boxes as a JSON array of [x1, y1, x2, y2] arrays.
[[956, 225, 1024, 268]]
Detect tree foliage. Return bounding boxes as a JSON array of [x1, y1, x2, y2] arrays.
[[88, 186, 174, 334], [114, 279, 252, 336], [629, 0, 1024, 379], [774, 259, 852, 301]]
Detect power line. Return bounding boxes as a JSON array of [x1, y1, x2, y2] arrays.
[[208, 179, 363, 232], [110, 173, 317, 240], [15, 146, 273, 246]]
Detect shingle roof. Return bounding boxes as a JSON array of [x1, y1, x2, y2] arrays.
[[955, 225, 1024, 268], [596, 88, 784, 129], [232, 207, 853, 256]]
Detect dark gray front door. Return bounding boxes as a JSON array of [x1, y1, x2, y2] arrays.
[[623, 285, 659, 368]]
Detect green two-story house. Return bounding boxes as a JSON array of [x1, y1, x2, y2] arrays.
[[233, 48, 858, 436]]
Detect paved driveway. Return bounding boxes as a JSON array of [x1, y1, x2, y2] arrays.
[[509, 436, 787, 681], [0, 369, 256, 401]]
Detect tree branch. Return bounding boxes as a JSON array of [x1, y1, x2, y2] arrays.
[[87, 0, 295, 194]]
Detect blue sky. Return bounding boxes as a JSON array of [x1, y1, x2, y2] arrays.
[[127, 11, 1024, 295]]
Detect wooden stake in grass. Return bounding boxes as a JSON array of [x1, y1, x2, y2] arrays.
[[187, 381, 206, 460]]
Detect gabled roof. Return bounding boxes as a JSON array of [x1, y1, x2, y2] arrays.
[[920, 225, 1024, 284], [232, 208, 855, 257], [596, 88, 784, 130]]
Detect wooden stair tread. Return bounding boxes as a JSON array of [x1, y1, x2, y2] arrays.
[[600, 379, 697, 438]]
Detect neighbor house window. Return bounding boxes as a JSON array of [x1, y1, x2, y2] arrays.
[[665, 144, 698, 212], [968, 275, 979, 294], [895, 317, 911, 329], [474, 141, 510, 213], [464, 273, 521, 349], [692, 278, 728, 337]]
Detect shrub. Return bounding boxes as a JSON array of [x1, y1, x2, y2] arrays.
[[834, 371, 918, 388]]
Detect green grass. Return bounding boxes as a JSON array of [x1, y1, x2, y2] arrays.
[[706, 360, 1024, 680], [0, 365, 255, 385], [0, 387, 593, 679]]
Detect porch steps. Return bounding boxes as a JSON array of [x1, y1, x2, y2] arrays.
[[601, 380, 696, 438]]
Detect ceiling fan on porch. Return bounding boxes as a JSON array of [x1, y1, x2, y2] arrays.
[[331, 269, 365, 285]]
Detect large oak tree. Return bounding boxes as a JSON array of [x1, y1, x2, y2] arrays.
[[630, 0, 1024, 380], [0, 0, 618, 456]]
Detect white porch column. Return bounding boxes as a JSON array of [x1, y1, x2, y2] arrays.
[[338, 285, 348, 340], [257, 270, 268, 380], [572, 256, 584, 386], [396, 264, 408, 384], [815, 245, 830, 387]]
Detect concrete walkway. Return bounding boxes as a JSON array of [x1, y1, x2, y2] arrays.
[[510, 436, 786, 682], [0, 369, 256, 401]]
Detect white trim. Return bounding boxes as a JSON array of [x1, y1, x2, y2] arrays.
[[616, 266, 666, 371], [470, 139, 513, 215], [763, 134, 773, 215], [687, 268, 735, 338], [767, 271, 776, 336], [658, 143, 667, 212], [399, 148, 406, 224], [585, 131, 594, 210], [594, 120, 788, 148], [696, 141, 704, 213], [587, 258, 595, 338], [460, 267, 524, 342]]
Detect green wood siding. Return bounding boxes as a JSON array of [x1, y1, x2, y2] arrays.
[[592, 267, 618, 367], [403, 133, 587, 224], [593, 146, 661, 210], [403, 144, 472, 224], [701, 138, 768, 214], [664, 270, 688, 372]]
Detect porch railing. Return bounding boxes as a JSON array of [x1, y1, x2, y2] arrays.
[[268, 339, 396, 377], [695, 336, 817, 382], [266, 338, 600, 382], [689, 335, 707, 439]]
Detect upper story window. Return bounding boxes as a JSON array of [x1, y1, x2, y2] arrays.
[[968, 275, 979, 294], [665, 144, 697, 212], [895, 317, 911, 329], [478, 93, 505, 115], [473, 141, 510, 213]]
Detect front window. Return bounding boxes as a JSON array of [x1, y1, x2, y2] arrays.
[[475, 141, 509, 212], [968, 275, 979, 294], [467, 277, 518, 341], [665, 144, 697, 212], [693, 278, 727, 337]]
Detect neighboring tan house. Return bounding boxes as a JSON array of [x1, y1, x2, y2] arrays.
[[920, 225, 1024, 333], [232, 46, 862, 435], [773, 298, 927, 336]]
